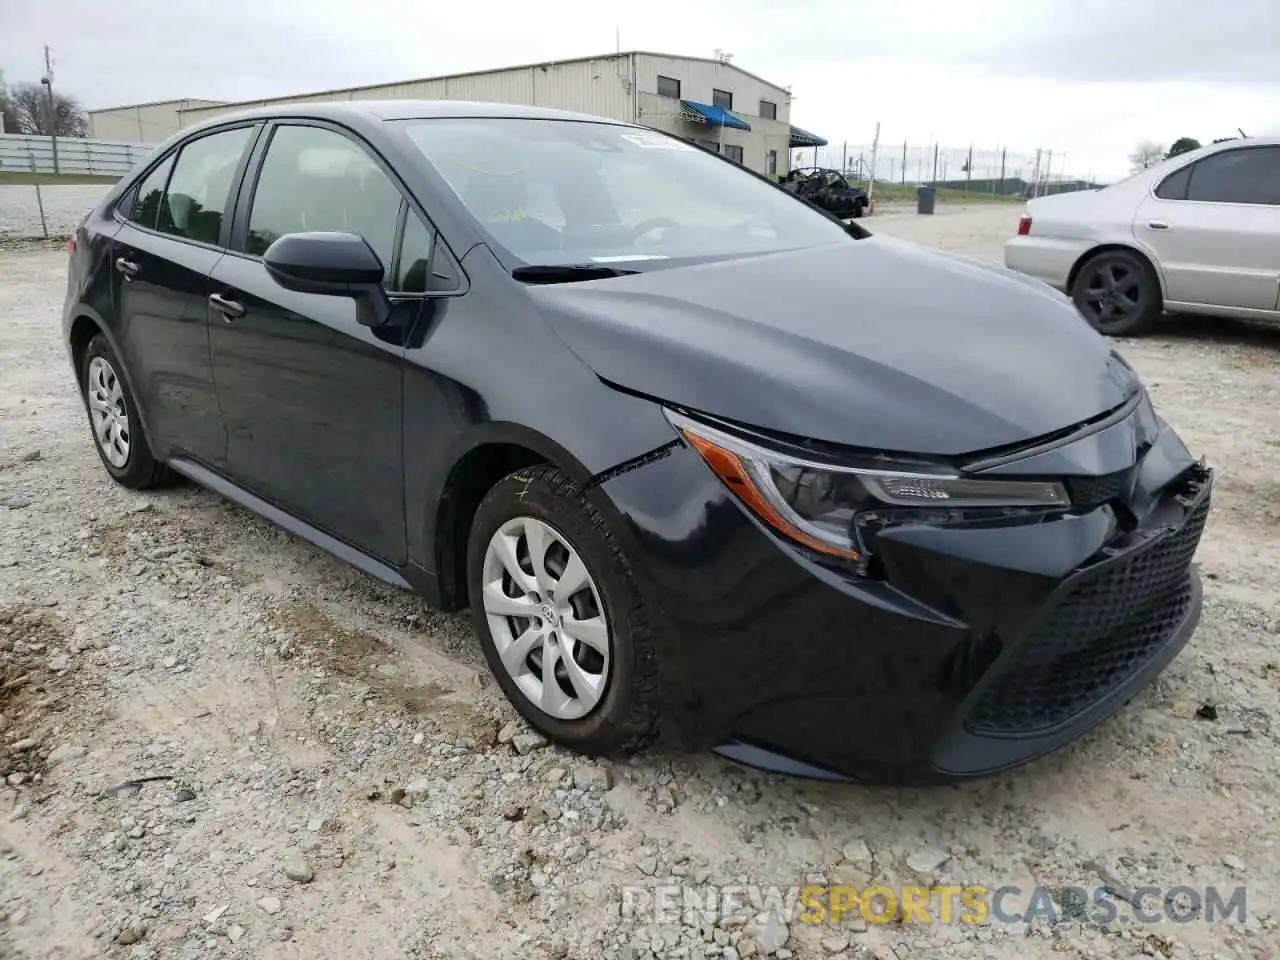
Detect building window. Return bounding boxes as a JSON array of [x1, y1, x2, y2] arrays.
[[712, 89, 733, 111], [657, 75, 681, 99], [723, 144, 744, 164], [696, 140, 720, 154], [759, 99, 777, 120], [766, 149, 777, 175]]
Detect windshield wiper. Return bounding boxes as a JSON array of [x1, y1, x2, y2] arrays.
[[512, 263, 640, 285]]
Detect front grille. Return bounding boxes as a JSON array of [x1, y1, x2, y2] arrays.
[[1065, 470, 1134, 508], [967, 490, 1210, 736]]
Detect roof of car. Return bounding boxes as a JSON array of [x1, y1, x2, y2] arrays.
[[186, 99, 632, 131]]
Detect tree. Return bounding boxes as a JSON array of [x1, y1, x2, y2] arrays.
[[1166, 137, 1201, 158], [0, 85, 17, 135], [1128, 140, 1166, 172], [6, 81, 88, 137]]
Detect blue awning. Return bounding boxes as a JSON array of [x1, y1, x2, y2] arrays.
[[789, 125, 828, 148], [679, 99, 751, 131]]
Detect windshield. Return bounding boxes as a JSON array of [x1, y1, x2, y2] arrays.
[[393, 117, 852, 267]]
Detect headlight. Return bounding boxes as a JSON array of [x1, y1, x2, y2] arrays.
[[666, 410, 1069, 565]]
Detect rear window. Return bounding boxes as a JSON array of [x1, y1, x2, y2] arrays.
[[1154, 164, 1191, 200]]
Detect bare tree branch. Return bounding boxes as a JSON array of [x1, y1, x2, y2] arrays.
[[1128, 140, 1166, 173], [6, 81, 89, 137]]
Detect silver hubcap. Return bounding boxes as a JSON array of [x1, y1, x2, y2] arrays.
[[481, 517, 610, 721], [86, 356, 130, 468]]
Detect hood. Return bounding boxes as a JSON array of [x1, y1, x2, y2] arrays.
[[529, 237, 1140, 457]]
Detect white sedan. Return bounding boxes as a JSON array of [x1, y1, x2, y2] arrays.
[[1004, 136, 1280, 335]]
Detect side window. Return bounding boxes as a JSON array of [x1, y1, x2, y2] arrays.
[[247, 125, 403, 278], [656, 75, 681, 99], [1185, 147, 1280, 205], [1155, 164, 1192, 200], [723, 144, 744, 164], [158, 127, 253, 245], [395, 214, 436, 293], [759, 99, 777, 120], [129, 155, 176, 230]]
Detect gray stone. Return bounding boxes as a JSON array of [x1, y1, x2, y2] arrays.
[[45, 744, 87, 768], [497, 720, 520, 744], [752, 912, 789, 954], [116, 917, 148, 945], [573, 764, 613, 792], [256, 896, 282, 915], [282, 850, 314, 883], [512, 732, 548, 754], [905, 846, 950, 875], [840, 839, 872, 869]]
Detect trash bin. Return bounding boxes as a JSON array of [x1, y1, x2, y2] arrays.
[[917, 186, 936, 215]]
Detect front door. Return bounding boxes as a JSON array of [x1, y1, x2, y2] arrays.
[[1134, 145, 1280, 313], [208, 122, 417, 565], [110, 125, 257, 466]]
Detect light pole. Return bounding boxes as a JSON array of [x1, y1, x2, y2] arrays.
[[41, 46, 59, 174]]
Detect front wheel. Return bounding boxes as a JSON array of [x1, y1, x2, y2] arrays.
[[466, 465, 660, 756], [1070, 250, 1161, 336]]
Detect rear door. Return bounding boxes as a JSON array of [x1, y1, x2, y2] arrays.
[[207, 121, 419, 565], [1134, 145, 1280, 312], [110, 124, 259, 467]]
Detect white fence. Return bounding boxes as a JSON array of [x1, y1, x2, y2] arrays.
[[0, 134, 152, 177]]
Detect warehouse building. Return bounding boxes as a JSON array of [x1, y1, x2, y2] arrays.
[[87, 98, 226, 142], [86, 51, 828, 176]]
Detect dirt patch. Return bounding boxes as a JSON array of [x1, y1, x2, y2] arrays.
[[4, 228, 1280, 960], [0, 604, 69, 783]]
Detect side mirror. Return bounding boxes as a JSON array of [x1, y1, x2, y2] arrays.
[[263, 231, 392, 329]]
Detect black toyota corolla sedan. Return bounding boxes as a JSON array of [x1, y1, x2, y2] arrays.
[[62, 100, 1212, 783]]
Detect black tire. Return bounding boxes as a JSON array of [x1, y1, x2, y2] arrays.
[[1070, 250, 1161, 336], [466, 464, 659, 757], [852, 198, 867, 219], [80, 334, 172, 489]]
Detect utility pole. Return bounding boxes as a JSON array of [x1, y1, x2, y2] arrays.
[[41, 45, 60, 174], [868, 121, 881, 199]]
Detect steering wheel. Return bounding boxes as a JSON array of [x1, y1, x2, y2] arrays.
[[628, 217, 680, 245]]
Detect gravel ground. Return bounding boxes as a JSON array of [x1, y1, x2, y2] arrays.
[[0, 207, 1278, 960], [0, 185, 111, 241]]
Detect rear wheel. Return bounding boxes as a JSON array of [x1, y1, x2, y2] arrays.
[[80, 334, 171, 489], [466, 464, 659, 756], [1070, 250, 1161, 336]]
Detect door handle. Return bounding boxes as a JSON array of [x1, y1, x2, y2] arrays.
[[1147, 220, 1170, 230], [208, 293, 246, 320], [115, 257, 140, 278]]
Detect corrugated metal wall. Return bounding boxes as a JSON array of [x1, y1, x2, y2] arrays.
[[177, 57, 636, 128], [88, 100, 224, 144], [634, 55, 791, 125], [142, 54, 798, 175]]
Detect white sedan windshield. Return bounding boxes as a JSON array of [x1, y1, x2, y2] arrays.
[[396, 118, 851, 266]]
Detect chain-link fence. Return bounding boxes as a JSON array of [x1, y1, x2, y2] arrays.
[[791, 139, 1100, 198]]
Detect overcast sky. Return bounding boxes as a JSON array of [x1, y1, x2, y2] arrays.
[[2, 0, 1277, 180]]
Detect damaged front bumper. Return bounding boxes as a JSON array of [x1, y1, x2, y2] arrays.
[[595, 397, 1213, 783]]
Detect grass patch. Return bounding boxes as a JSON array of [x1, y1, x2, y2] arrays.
[[0, 171, 119, 186], [864, 182, 1024, 204]]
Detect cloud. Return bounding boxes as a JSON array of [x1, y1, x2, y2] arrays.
[[1, 0, 1275, 180]]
